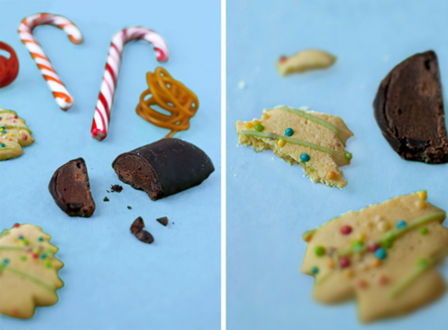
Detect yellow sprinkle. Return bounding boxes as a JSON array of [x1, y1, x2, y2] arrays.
[[371, 258, 381, 267], [328, 260, 335, 269], [261, 113, 270, 120], [416, 200, 426, 209], [358, 233, 366, 241], [277, 139, 286, 147], [417, 191, 427, 200], [245, 122, 254, 129], [9, 133, 14, 137], [326, 171, 337, 180], [345, 269, 354, 278]]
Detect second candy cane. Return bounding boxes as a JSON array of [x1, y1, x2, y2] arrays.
[[91, 27, 169, 141]]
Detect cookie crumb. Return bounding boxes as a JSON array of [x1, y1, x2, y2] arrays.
[[156, 216, 169, 226], [111, 184, 123, 192], [127, 205, 132, 210], [103, 197, 109, 202], [130, 217, 154, 244]]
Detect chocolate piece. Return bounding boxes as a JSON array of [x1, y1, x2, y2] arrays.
[[49, 158, 95, 217], [112, 138, 214, 200], [103, 197, 109, 202], [127, 205, 132, 210], [373, 50, 448, 163], [130, 216, 154, 244], [111, 184, 123, 192], [156, 216, 168, 226]]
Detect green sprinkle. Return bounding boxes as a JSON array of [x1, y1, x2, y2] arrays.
[[45, 261, 53, 269], [20, 255, 27, 262], [311, 266, 319, 275], [314, 246, 326, 257], [345, 152, 352, 160], [420, 227, 429, 235], [24, 239, 30, 246], [417, 258, 429, 269], [254, 123, 264, 132], [352, 239, 364, 252]]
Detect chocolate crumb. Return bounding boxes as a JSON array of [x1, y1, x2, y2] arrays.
[[130, 216, 154, 244], [103, 197, 109, 202], [127, 205, 132, 210], [111, 184, 123, 192], [156, 216, 169, 226]]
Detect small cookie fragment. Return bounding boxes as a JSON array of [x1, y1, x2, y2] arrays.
[[130, 217, 154, 244], [110, 184, 123, 193], [112, 138, 214, 200], [156, 216, 169, 226], [0, 108, 34, 160], [301, 191, 448, 322], [236, 105, 353, 188], [276, 49, 336, 76], [0, 223, 63, 319], [103, 197, 109, 202], [49, 158, 96, 217], [373, 50, 448, 163]]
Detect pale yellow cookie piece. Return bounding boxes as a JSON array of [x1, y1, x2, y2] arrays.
[[301, 191, 448, 322], [236, 106, 353, 188], [0, 223, 63, 319], [276, 49, 336, 76], [0, 108, 34, 161]]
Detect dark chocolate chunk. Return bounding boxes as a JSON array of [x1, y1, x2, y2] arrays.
[[156, 216, 168, 226], [373, 50, 448, 163], [111, 184, 123, 192], [127, 205, 132, 210], [103, 197, 109, 202], [130, 216, 154, 244], [112, 138, 214, 200], [48, 158, 96, 217]]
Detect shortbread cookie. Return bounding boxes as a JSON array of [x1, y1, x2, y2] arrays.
[[277, 49, 336, 76], [236, 106, 353, 188], [0, 108, 34, 160], [301, 191, 448, 322], [49, 158, 96, 217], [0, 223, 63, 319], [373, 51, 448, 163]]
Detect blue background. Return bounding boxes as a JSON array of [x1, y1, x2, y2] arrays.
[[0, 0, 220, 329], [227, 0, 448, 329]]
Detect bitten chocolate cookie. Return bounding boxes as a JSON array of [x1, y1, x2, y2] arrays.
[[112, 138, 214, 200], [0, 223, 63, 319], [0, 108, 34, 160], [373, 51, 448, 163], [49, 158, 96, 217], [302, 191, 448, 322]]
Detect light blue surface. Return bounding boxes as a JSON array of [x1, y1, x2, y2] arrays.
[[0, 0, 220, 329], [227, 0, 448, 329]]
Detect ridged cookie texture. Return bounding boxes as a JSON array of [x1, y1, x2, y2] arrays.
[[301, 191, 448, 322], [236, 105, 353, 188], [0, 108, 34, 160], [0, 223, 63, 319]]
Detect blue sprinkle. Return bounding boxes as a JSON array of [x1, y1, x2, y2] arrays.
[[38, 237, 44, 242], [284, 128, 294, 136], [18, 235, 24, 240], [2, 130, 5, 134], [41, 253, 47, 259], [396, 220, 407, 229], [375, 248, 387, 260], [0, 144, 4, 148], [300, 153, 310, 162], [311, 266, 319, 275], [3, 258, 10, 265]]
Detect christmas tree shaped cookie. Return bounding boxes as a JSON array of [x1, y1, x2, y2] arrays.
[[236, 106, 353, 188], [0, 223, 63, 319], [0, 108, 34, 160], [302, 191, 448, 322]]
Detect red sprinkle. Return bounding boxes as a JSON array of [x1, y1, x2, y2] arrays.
[[378, 275, 389, 285], [13, 223, 20, 228], [358, 279, 369, 289], [22, 135, 28, 140], [32, 253, 39, 259], [340, 225, 352, 235], [339, 256, 351, 268], [367, 243, 380, 253], [278, 55, 288, 63]]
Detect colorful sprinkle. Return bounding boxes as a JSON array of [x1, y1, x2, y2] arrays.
[[3, 258, 9, 264], [41, 253, 47, 259], [378, 275, 389, 285], [357, 279, 369, 289], [245, 122, 254, 129], [300, 153, 310, 162], [367, 243, 380, 252], [339, 256, 351, 268], [327, 260, 335, 269], [371, 258, 381, 267], [417, 191, 427, 200], [311, 266, 319, 275], [284, 128, 294, 136], [45, 261, 53, 269], [417, 258, 429, 269], [38, 236, 44, 242], [352, 239, 364, 252], [23, 239, 30, 246], [277, 139, 286, 147], [345, 152, 352, 160], [326, 171, 337, 180], [13, 223, 20, 228], [374, 248, 387, 260], [279, 55, 288, 63], [314, 246, 326, 257], [340, 225, 352, 235], [254, 123, 264, 132], [420, 227, 429, 235], [23, 135, 28, 141], [396, 220, 407, 229], [32, 253, 39, 259], [20, 255, 27, 262], [0, 143, 5, 148], [18, 235, 24, 240]]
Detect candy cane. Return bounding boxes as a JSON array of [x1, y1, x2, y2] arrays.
[[18, 13, 83, 111], [91, 26, 169, 141]]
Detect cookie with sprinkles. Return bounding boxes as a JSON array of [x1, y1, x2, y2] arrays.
[[0, 223, 63, 319], [301, 191, 448, 322], [236, 105, 353, 188], [0, 108, 34, 160]]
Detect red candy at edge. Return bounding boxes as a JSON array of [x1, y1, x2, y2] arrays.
[[0, 41, 19, 88]]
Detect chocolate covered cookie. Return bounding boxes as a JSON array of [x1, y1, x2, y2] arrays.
[[373, 51, 448, 163], [49, 158, 96, 217], [112, 138, 214, 200]]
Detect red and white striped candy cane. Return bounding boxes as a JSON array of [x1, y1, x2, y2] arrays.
[[18, 13, 83, 111], [91, 26, 169, 141]]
